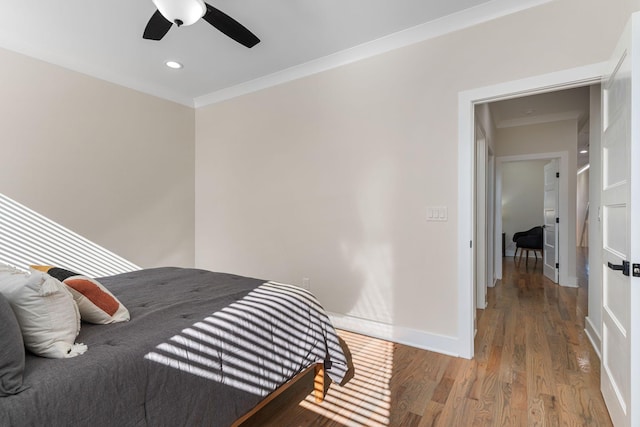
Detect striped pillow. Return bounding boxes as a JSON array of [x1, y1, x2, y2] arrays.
[[31, 266, 130, 324]]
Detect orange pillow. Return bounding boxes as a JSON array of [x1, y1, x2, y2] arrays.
[[31, 266, 129, 324]]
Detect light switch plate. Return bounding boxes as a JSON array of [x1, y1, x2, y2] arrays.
[[427, 206, 447, 221]]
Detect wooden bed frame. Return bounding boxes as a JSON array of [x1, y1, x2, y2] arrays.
[[231, 363, 325, 426]]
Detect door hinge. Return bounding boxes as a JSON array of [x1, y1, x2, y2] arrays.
[[556, 217, 559, 223], [556, 172, 560, 178], [556, 263, 559, 269], [470, 240, 473, 248]]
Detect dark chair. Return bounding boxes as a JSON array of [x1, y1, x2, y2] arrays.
[[513, 226, 543, 264]]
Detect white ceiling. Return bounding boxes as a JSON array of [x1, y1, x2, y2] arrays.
[[0, 0, 549, 107]]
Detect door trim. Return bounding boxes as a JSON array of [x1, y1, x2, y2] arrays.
[[457, 62, 605, 358], [475, 127, 488, 310], [543, 158, 561, 283]]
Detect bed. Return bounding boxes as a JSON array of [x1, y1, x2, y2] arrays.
[[0, 266, 349, 427]]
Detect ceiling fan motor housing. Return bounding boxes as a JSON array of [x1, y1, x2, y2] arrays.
[[152, 0, 206, 27]]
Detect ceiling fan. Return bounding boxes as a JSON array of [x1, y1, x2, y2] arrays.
[[143, 0, 260, 48]]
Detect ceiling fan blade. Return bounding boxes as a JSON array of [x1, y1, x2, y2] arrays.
[[143, 10, 173, 40], [202, 3, 260, 48]]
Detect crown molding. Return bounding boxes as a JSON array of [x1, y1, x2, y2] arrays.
[[496, 110, 583, 128], [194, 0, 554, 108], [0, 0, 553, 109]]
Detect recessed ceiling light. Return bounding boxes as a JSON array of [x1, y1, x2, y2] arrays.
[[580, 149, 588, 154], [165, 60, 183, 69]]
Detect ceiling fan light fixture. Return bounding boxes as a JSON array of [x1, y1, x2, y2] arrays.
[[152, 0, 206, 27], [143, 0, 260, 47]]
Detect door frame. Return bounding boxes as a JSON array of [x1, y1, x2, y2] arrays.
[[457, 62, 605, 358], [475, 124, 488, 311], [487, 146, 496, 288]]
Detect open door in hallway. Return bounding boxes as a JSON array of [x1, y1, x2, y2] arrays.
[[543, 159, 559, 283], [600, 13, 640, 426]]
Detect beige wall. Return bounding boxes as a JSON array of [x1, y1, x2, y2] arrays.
[[194, 0, 633, 347], [495, 120, 579, 158], [0, 48, 195, 268], [501, 160, 546, 255]]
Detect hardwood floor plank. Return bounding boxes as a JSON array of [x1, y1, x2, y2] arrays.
[[540, 393, 560, 426], [417, 401, 444, 427], [436, 362, 477, 425], [430, 376, 454, 405], [398, 411, 422, 427], [548, 335, 571, 385], [528, 396, 546, 426], [498, 306, 517, 384], [525, 314, 555, 398], [511, 370, 528, 411]]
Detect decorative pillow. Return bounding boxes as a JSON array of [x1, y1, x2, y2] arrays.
[[0, 267, 86, 359], [0, 292, 27, 396], [31, 266, 130, 324]]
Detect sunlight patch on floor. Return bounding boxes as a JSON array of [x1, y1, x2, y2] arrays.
[[299, 331, 393, 427]]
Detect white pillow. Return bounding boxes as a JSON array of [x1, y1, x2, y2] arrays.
[[0, 268, 86, 359]]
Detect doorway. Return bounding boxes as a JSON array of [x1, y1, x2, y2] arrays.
[[499, 157, 554, 271], [474, 86, 593, 361], [472, 87, 602, 423], [483, 84, 591, 286], [457, 64, 603, 359]]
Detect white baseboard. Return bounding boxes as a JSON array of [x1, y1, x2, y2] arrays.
[[328, 312, 460, 357], [584, 316, 602, 360], [561, 276, 579, 288]]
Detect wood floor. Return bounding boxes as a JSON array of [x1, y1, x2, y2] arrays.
[[241, 252, 611, 426]]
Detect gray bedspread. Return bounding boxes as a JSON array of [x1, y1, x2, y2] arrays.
[[0, 267, 348, 427]]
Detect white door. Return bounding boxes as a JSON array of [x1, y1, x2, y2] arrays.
[[600, 14, 640, 426], [543, 159, 559, 282]]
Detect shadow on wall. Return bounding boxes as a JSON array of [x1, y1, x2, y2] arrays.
[[0, 193, 139, 276], [336, 155, 397, 324]]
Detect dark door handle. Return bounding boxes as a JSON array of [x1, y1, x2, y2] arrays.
[[608, 260, 630, 276]]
